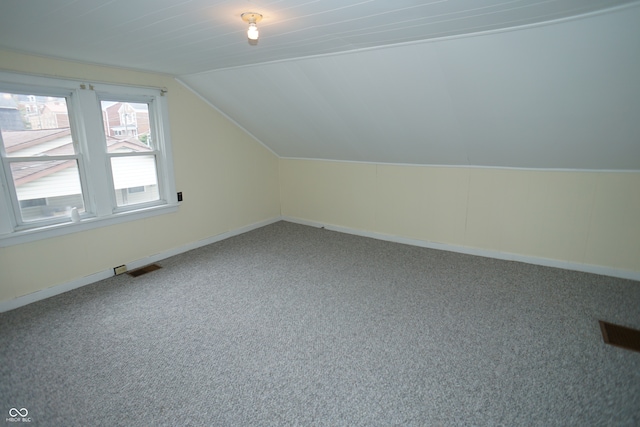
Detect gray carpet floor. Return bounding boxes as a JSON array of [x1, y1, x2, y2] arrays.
[[1, 221, 639, 426]]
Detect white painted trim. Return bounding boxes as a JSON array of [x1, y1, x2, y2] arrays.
[[174, 78, 280, 158], [0, 216, 281, 312], [130, 216, 281, 269], [3, 213, 637, 313], [279, 157, 640, 173], [0, 269, 114, 313], [281, 216, 640, 282], [0, 204, 179, 248]]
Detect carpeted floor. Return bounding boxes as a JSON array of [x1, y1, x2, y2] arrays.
[[1, 221, 639, 426]]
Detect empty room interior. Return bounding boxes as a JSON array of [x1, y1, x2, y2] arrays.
[[0, 1, 639, 425]]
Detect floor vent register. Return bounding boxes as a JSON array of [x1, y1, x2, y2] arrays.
[[599, 320, 640, 353], [127, 264, 162, 277]]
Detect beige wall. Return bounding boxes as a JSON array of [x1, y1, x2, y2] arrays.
[[0, 50, 281, 302], [280, 159, 640, 275], [2, 50, 638, 305]]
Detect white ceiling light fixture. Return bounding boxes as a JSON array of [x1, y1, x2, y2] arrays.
[[241, 12, 263, 42]]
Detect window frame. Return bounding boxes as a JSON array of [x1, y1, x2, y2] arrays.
[[0, 71, 178, 247], [97, 93, 164, 213]]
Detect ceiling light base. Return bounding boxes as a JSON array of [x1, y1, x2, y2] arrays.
[[241, 12, 263, 24]]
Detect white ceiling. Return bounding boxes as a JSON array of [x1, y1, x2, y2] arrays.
[[1, 0, 639, 169]]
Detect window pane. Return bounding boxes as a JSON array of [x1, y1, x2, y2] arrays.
[[110, 155, 159, 207], [101, 101, 152, 153], [1, 92, 75, 157], [9, 160, 85, 222]]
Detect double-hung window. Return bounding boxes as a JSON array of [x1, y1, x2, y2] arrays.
[[0, 71, 177, 246]]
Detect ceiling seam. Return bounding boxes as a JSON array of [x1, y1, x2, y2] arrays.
[[178, 1, 640, 77], [276, 157, 640, 173]]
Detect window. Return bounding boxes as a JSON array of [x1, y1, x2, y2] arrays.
[[0, 72, 177, 246], [101, 100, 159, 208]]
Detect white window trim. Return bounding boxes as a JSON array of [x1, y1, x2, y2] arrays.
[[0, 71, 178, 247]]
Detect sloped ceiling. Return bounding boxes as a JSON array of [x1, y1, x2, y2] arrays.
[[180, 4, 640, 169], [1, 0, 639, 169]]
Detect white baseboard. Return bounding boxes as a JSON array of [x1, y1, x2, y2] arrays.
[[3, 214, 637, 313], [0, 269, 115, 313], [281, 216, 640, 282], [123, 216, 282, 271], [0, 217, 281, 313]]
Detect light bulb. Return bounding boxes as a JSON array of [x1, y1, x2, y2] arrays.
[[247, 22, 259, 40], [241, 12, 262, 42]]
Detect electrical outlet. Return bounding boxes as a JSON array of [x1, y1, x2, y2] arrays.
[[114, 265, 128, 275], [177, 191, 183, 202]]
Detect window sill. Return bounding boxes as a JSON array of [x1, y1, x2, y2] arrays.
[[0, 203, 179, 247]]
